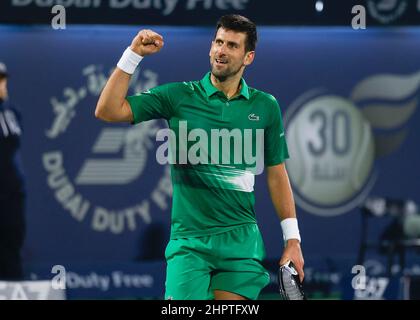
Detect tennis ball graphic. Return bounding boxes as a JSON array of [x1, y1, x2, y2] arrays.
[[286, 95, 374, 206]]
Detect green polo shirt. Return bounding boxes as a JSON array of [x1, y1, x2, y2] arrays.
[[127, 72, 289, 239]]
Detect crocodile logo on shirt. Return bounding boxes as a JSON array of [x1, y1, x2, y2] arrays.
[[248, 113, 260, 121]]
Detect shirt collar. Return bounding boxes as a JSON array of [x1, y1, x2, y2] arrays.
[[200, 72, 250, 100]]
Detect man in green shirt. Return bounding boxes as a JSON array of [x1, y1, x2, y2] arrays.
[[96, 14, 304, 300]]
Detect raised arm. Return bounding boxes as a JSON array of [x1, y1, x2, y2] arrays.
[[95, 29, 164, 122]]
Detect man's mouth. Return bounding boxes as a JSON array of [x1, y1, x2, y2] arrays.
[[215, 58, 227, 65]]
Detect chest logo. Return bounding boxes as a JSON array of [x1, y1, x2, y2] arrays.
[[248, 113, 260, 121]]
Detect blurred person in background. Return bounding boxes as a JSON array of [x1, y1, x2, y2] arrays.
[[0, 62, 26, 280]]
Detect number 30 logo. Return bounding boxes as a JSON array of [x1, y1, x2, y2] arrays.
[[285, 94, 375, 216]]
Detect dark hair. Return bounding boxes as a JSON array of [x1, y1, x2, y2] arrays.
[[215, 14, 257, 52]]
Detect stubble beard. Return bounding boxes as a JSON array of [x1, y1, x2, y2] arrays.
[[210, 61, 243, 82]]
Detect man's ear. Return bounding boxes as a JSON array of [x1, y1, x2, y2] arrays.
[[244, 51, 255, 66], [209, 41, 215, 57]]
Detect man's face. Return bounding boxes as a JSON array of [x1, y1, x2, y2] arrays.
[[0, 77, 7, 100], [209, 28, 254, 81]]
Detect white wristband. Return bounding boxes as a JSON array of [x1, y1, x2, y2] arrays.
[[117, 47, 143, 75], [281, 218, 301, 243]]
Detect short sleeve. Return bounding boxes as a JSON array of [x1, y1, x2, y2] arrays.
[[264, 95, 289, 166], [126, 83, 176, 124]]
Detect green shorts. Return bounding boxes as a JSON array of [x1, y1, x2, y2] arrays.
[[164, 223, 270, 300]]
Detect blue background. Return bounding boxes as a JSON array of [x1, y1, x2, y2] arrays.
[[0, 25, 419, 298]]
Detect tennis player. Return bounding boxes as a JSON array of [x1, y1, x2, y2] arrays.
[[95, 14, 304, 300]]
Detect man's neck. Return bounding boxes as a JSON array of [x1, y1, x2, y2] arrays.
[[210, 72, 242, 99]]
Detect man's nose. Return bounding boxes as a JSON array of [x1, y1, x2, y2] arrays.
[[216, 44, 227, 56]]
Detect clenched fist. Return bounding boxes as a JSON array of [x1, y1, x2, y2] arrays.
[[130, 29, 164, 57]]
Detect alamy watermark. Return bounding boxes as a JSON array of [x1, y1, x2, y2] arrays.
[[351, 264, 389, 299], [155, 121, 265, 175], [51, 264, 67, 290], [351, 265, 367, 290], [51, 5, 66, 30], [352, 5, 366, 30]]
